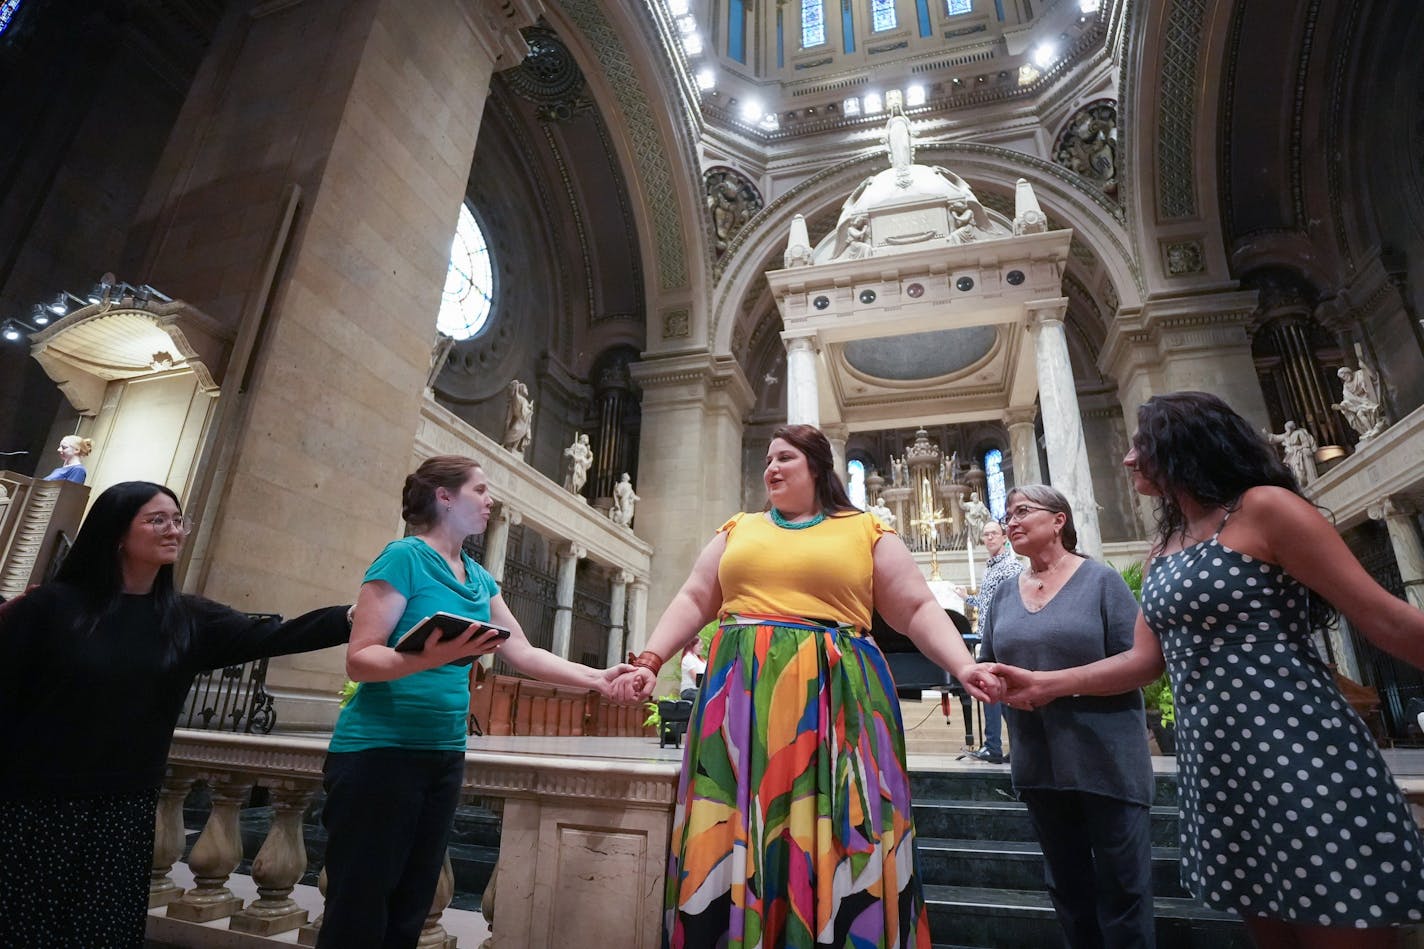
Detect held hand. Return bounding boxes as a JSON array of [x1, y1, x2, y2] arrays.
[[957, 663, 1004, 704], [610, 667, 656, 704], [593, 663, 636, 699], [987, 663, 1056, 711]]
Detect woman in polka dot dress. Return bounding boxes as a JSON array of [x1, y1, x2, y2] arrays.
[[991, 392, 1424, 949]]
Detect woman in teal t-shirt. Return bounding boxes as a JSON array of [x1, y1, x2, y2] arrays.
[[318, 454, 630, 949]]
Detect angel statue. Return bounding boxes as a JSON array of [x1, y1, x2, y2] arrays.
[[502, 380, 533, 456]]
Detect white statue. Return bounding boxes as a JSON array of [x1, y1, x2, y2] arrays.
[[609, 473, 640, 528], [502, 380, 533, 456], [563, 433, 594, 497], [836, 213, 872, 260], [1332, 364, 1386, 441], [890, 456, 905, 487], [948, 199, 977, 245], [883, 108, 914, 184], [868, 495, 895, 527], [962, 491, 991, 540], [1265, 421, 1319, 486]]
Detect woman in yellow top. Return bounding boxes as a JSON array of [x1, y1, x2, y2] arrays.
[[615, 424, 1000, 949]]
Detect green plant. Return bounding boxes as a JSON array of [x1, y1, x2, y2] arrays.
[[643, 692, 680, 729], [339, 679, 360, 708]]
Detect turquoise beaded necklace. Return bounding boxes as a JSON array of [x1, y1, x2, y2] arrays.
[[769, 506, 826, 530]]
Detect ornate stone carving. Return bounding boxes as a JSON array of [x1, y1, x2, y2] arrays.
[[962, 491, 991, 539], [867, 496, 896, 527], [608, 473, 639, 528], [501, 380, 533, 456], [1158, 0, 1206, 218], [662, 309, 690, 339], [1333, 360, 1387, 443], [508, 28, 592, 122], [1053, 99, 1118, 198], [563, 433, 594, 496], [1165, 239, 1204, 275], [704, 167, 763, 258]]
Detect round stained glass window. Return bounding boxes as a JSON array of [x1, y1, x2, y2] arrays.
[[438, 203, 494, 341]]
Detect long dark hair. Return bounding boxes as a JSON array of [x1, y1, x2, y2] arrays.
[[766, 424, 859, 516], [54, 481, 190, 660], [1005, 484, 1085, 557], [1133, 392, 1335, 626]]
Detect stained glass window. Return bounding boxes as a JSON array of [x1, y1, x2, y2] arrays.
[[848, 459, 867, 510], [438, 203, 494, 341], [802, 0, 825, 47], [871, 0, 898, 31], [984, 448, 1006, 520], [0, 0, 22, 36], [946, 0, 972, 14]]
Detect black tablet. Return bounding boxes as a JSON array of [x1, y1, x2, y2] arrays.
[[392, 612, 510, 666]]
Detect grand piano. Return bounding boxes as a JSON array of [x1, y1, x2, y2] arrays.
[[869, 580, 980, 749]]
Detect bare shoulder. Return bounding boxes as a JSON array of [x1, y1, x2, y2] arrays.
[[1225, 485, 1334, 563]]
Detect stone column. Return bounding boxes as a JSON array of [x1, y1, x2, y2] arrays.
[[134, 0, 540, 728], [481, 505, 521, 583], [1369, 498, 1424, 612], [782, 333, 820, 427], [1004, 406, 1042, 487], [823, 423, 849, 483], [626, 577, 650, 655], [1028, 299, 1102, 558], [607, 570, 632, 666], [551, 542, 585, 660]]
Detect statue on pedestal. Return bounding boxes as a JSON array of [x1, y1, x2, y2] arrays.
[[609, 473, 640, 528], [890, 456, 905, 487], [501, 380, 533, 456], [868, 496, 895, 528], [1332, 364, 1386, 442], [1265, 421, 1319, 486], [962, 491, 991, 540], [563, 433, 593, 497]]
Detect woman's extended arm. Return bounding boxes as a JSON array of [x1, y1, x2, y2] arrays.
[[188, 596, 352, 670], [344, 580, 502, 682], [490, 595, 630, 697], [871, 533, 1001, 703], [614, 531, 727, 701]]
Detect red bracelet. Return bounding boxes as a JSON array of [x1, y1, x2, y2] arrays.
[[631, 650, 664, 675]]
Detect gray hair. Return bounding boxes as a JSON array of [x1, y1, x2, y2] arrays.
[[1005, 483, 1080, 555]]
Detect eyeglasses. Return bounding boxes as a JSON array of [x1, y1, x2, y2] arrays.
[[140, 514, 193, 535], [1004, 504, 1053, 524]]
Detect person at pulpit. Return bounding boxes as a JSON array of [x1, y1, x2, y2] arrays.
[[0, 480, 355, 949], [611, 423, 1002, 949], [318, 454, 632, 949], [41, 434, 93, 484], [994, 392, 1424, 946]]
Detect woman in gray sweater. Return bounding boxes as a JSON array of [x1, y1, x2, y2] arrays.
[[980, 484, 1154, 949]]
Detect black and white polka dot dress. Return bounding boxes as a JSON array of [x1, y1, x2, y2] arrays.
[[1142, 536, 1424, 927]]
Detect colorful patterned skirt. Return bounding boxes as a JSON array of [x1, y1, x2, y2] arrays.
[[665, 613, 932, 949]]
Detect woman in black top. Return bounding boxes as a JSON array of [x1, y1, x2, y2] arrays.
[[0, 481, 353, 948]]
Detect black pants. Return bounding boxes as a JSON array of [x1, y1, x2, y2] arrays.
[[317, 748, 464, 949], [1021, 788, 1155, 949]]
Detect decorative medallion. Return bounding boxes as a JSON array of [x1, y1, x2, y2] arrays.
[[704, 167, 764, 259], [662, 309, 690, 339], [1005, 270, 1025, 286], [859, 289, 878, 304], [956, 276, 975, 292], [906, 282, 925, 298], [507, 28, 591, 123], [1053, 99, 1119, 199], [813, 295, 831, 310], [1164, 240, 1204, 276]]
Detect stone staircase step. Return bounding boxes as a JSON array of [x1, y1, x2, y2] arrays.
[[910, 769, 1181, 808], [912, 798, 1181, 847], [921, 884, 1249, 949], [917, 836, 1190, 898]]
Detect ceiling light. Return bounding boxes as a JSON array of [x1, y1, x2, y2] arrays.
[[682, 32, 703, 55], [30, 304, 50, 326], [905, 84, 926, 107], [1079, 0, 1101, 11], [2, 321, 22, 342], [842, 97, 861, 116], [740, 98, 763, 121], [47, 293, 69, 316], [1032, 42, 1057, 69], [760, 113, 779, 130], [668, 0, 690, 14], [864, 92, 883, 114], [676, 15, 696, 34], [696, 68, 715, 90]]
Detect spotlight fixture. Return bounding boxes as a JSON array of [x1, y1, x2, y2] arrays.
[[2, 318, 38, 343], [47, 293, 69, 316], [30, 304, 50, 327]]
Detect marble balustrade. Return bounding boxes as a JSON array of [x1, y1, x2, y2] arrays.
[[146, 729, 681, 948]]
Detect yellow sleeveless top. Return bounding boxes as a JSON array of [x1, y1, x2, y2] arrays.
[[716, 510, 894, 631]]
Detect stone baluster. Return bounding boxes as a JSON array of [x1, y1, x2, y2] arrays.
[[167, 776, 254, 922], [295, 866, 327, 946], [150, 771, 195, 907], [417, 851, 457, 949], [230, 782, 318, 935]]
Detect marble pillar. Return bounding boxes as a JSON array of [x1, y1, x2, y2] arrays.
[[551, 542, 585, 660], [1369, 498, 1424, 612], [607, 571, 632, 666], [1028, 300, 1102, 558], [626, 578, 650, 656], [1004, 406, 1042, 487], [823, 423, 849, 483], [782, 334, 820, 427], [481, 506, 521, 583]]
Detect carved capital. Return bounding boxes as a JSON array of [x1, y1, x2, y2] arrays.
[[1003, 406, 1039, 428], [1368, 497, 1416, 522]]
